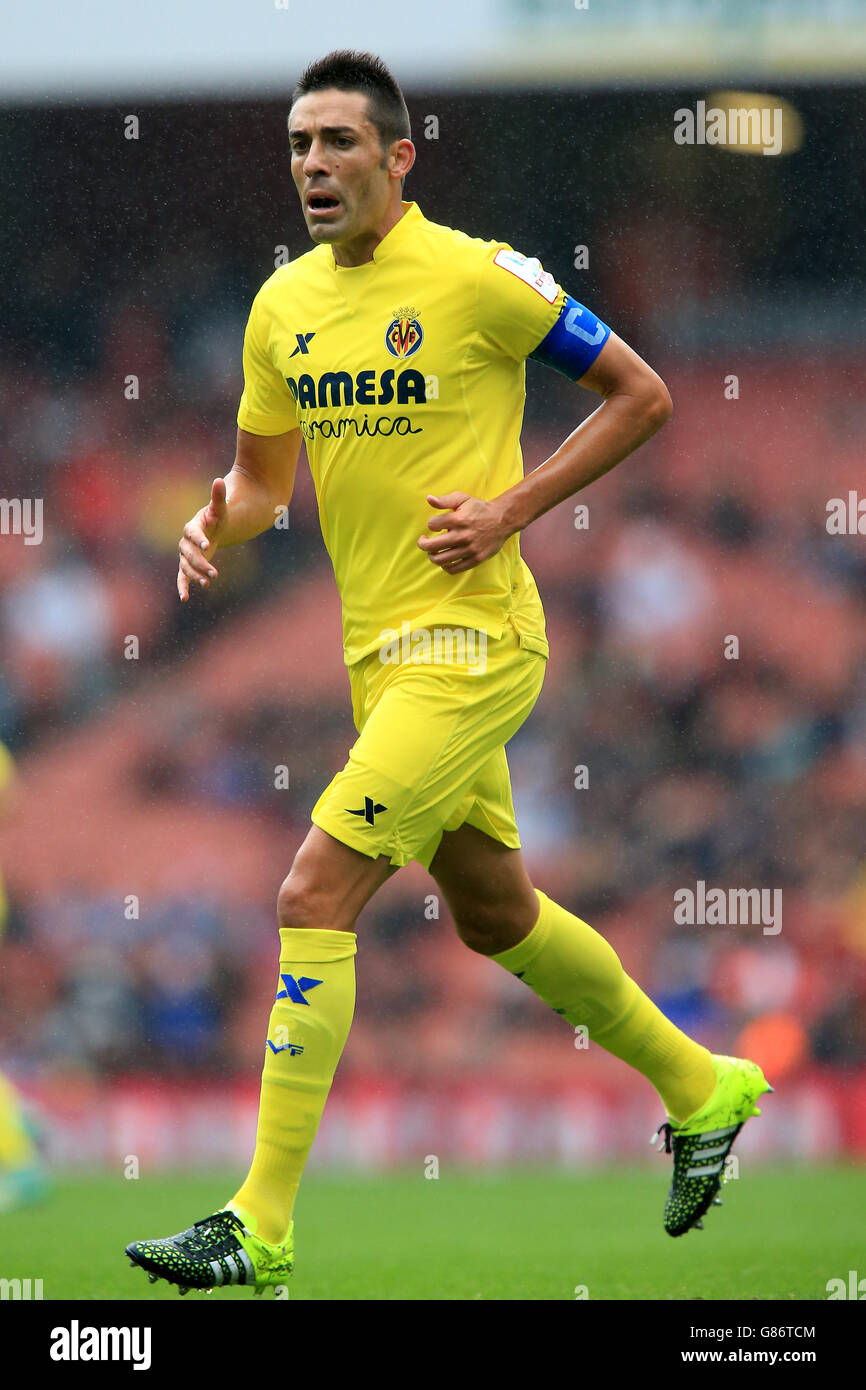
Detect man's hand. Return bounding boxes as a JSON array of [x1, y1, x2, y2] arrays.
[[418, 492, 511, 574], [177, 477, 229, 601]]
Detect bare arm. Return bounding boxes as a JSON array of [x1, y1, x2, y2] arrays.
[[498, 332, 672, 531], [418, 333, 673, 573], [177, 426, 302, 600]]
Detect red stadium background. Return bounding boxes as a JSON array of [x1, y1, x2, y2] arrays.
[[1, 81, 865, 1174]]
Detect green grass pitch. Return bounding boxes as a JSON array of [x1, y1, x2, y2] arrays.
[[2, 1165, 862, 1300]]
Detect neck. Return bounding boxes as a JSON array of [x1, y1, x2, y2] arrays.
[[332, 199, 407, 267]]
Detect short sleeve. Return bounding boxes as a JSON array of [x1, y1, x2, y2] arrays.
[[476, 244, 567, 362], [236, 290, 299, 436]]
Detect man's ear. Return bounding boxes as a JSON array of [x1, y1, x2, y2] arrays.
[[391, 138, 415, 181]]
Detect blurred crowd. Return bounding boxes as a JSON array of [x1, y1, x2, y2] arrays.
[[1, 331, 864, 1089]]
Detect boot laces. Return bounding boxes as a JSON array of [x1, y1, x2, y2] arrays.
[[649, 1121, 673, 1154]]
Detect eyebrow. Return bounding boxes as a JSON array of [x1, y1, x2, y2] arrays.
[[288, 125, 358, 141]]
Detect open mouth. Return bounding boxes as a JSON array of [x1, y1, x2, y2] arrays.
[[307, 194, 340, 214]]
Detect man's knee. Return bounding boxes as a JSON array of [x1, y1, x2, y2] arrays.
[[276, 863, 354, 933], [452, 895, 537, 956]]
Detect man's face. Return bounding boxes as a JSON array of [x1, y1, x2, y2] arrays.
[[288, 89, 395, 247]]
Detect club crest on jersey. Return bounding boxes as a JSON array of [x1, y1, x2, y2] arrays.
[[385, 305, 423, 359]]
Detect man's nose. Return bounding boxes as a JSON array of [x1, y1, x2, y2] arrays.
[[302, 139, 329, 177]]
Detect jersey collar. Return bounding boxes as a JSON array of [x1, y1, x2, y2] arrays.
[[328, 200, 422, 270]]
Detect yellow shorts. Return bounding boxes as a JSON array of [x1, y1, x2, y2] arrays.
[[311, 617, 547, 871]]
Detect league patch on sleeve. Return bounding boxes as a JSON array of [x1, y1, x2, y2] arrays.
[[493, 248, 559, 303]]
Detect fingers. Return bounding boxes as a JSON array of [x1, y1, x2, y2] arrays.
[[177, 546, 218, 596], [176, 490, 224, 602], [177, 518, 218, 601], [420, 544, 471, 569], [424, 510, 456, 534], [418, 512, 471, 564], [427, 491, 469, 509], [418, 528, 460, 553], [419, 533, 473, 568], [425, 490, 472, 535], [200, 480, 228, 539], [179, 530, 218, 578], [183, 504, 213, 547], [420, 493, 499, 573], [438, 554, 474, 573], [176, 555, 213, 601], [418, 521, 480, 570], [207, 477, 228, 523]]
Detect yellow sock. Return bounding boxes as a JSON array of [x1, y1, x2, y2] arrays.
[[491, 890, 716, 1123], [228, 927, 357, 1244], [0, 1071, 37, 1168]]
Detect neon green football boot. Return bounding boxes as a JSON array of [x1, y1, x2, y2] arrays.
[[651, 1054, 774, 1237], [126, 1208, 294, 1296]]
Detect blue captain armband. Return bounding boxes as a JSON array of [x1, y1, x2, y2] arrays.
[[529, 294, 611, 381]]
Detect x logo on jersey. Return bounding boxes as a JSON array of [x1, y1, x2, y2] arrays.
[[275, 973, 323, 1005], [289, 332, 316, 357], [346, 796, 388, 826]]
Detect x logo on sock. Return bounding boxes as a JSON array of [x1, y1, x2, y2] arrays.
[[275, 974, 323, 1005]]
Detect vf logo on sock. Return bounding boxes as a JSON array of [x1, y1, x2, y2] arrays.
[[275, 974, 323, 1004], [266, 1038, 305, 1056]]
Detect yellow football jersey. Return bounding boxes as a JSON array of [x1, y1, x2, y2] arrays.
[[237, 200, 567, 667]]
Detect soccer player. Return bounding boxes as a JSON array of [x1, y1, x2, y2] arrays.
[[126, 51, 771, 1295]]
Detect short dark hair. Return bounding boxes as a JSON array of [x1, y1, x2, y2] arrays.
[[292, 50, 411, 154]]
